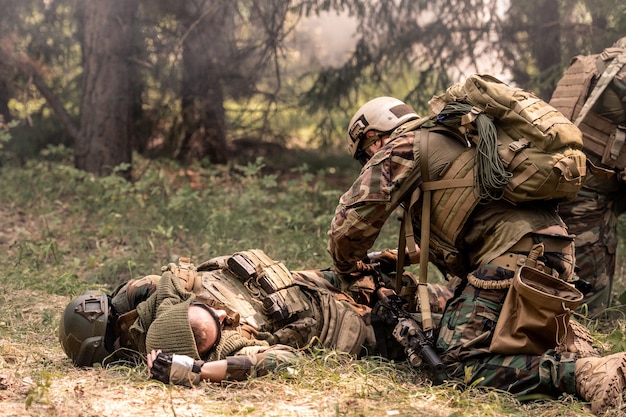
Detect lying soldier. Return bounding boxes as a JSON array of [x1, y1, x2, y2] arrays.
[[59, 249, 453, 385]]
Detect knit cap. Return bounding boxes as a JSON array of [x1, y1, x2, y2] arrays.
[[145, 299, 200, 359]]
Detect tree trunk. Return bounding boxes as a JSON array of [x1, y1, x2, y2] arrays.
[[178, 16, 228, 165], [76, 0, 137, 178], [527, 0, 561, 99], [0, 78, 10, 123]]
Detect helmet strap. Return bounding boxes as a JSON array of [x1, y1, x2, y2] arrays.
[[357, 133, 384, 156]]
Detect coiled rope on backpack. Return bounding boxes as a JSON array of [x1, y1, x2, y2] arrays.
[[436, 101, 512, 201]]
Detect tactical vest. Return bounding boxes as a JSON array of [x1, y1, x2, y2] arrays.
[[550, 48, 626, 170], [195, 250, 369, 354], [387, 126, 477, 278], [417, 131, 477, 277], [195, 249, 312, 333]]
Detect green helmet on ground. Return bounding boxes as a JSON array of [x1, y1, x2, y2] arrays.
[[58, 290, 111, 367]]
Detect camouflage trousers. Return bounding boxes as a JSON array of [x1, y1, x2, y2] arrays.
[[436, 267, 578, 398], [558, 187, 623, 316]]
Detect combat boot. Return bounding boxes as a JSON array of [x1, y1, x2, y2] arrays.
[[575, 352, 626, 414]]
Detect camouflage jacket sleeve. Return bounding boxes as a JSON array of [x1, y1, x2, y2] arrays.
[[224, 345, 299, 381], [327, 134, 418, 275]]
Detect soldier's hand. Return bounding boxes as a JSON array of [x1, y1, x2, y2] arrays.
[[148, 350, 205, 387], [367, 249, 399, 273], [353, 260, 378, 275], [376, 286, 397, 302], [148, 350, 172, 384], [337, 261, 377, 288], [337, 260, 374, 280]]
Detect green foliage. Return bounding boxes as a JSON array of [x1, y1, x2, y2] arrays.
[[0, 151, 388, 293], [607, 321, 626, 354], [25, 372, 52, 408]]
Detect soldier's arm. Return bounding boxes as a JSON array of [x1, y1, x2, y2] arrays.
[[148, 346, 298, 385], [328, 137, 416, 275], [221, 345, 299, 381]]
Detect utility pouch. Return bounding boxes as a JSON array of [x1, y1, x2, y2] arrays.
[[227, 254, 258, 280], [227, 250, 294, 296], [489, 265, 583, 355], [114, 309, 139, 350], [579, 112, 626, 169], [262, 286, 311, 323], [169, 257, 200, 293]]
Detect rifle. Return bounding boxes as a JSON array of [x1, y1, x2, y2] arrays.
[[371, 282, 448, 385]]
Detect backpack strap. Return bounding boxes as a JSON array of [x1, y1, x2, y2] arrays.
[[417, 129, 434, 333], [395, 128, 477, 332], [389, 115, 433, 140], [574, 49, 626, 126]]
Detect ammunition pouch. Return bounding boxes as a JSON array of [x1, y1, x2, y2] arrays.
[[168, 257, 202, 293], [226, 250, 312, 328], [227, 250, 294, 297], [262, 286, 311, 323], [578, 110, 626, 170], [307, 288, 369, 356]]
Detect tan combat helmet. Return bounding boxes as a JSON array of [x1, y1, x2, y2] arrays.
[[347, 97, 419, 163]]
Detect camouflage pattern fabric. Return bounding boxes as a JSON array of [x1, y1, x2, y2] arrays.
[[327, 133, 423, 276], [329, 123, 577, 397], [110, 275, 160, 315], [422, 282, 455, 314], [293, 269, 454, 316], [551, 45, 626, 316], [224, 345, 300, 381], [328, 129, 565, 279], [436, 266, 578, 397], [558, 184, 625, 315]]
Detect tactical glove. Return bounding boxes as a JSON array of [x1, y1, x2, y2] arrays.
[[337, 260, 378, 291], [367, 249, 399, 274], [150, 352, 204, 387], [352, 260, 378, 276]]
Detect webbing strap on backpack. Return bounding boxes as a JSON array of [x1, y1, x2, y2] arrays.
[[391, 118, 433, 294], [395, 129, 476, 332], [391, 124, 464, 283], [394, 128, 435, 333], [417, 129, 434, 332]]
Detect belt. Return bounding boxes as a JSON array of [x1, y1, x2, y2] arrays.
[[489, 252, 557, 277], [508, 234, 574, 254]]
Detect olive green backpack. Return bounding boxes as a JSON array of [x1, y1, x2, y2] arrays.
[[428, 73, 587, 203], [391, 75, 588, 333]]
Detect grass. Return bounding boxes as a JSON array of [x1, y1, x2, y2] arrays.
[[0, 146, 625, 416]]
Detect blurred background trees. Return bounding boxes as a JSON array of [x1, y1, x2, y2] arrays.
[[0, 0, 624, 176]]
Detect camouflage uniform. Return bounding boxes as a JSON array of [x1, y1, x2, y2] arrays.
[[119, 270, 299, 380], [550, 42, 626, 316], [328, 128, 581, 398], [110, 253, 451, 380]]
